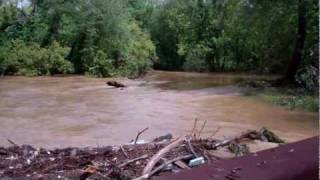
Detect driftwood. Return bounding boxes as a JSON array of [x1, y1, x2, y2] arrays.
[[134, 127, 149, 145], [152, 133, 173, 142], [134, 154, 193, 180], [174, 160, 190, 169], [120, 146, 129, 158], [141, 137, 186, 178], [0, 126, 284, 179], [7, 139, 18, 147], [147, 154, 192, 177], [106, 81, 126, 88], [119, 154, 149, 168]]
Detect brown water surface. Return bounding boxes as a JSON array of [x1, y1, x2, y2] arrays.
[[0, 71, 318, 148]]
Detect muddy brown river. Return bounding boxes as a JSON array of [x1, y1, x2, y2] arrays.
[[0, 71, 318, 148]]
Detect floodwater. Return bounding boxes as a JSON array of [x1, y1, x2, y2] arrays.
[[0, 71, 318, 148]]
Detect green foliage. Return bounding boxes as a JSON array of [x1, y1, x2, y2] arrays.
[[0, 40, 72, 76], [148, 0, 318, 87], [295, 65, 319, 92], [0, 0, 155, 78], [253, 89, 319, 112], [183, 44, 209, 72], [0, 0, 318, 86], [260, 127, 285, 144], [47, 41, 73, 74], [124, 21, 155, 77], [86, 51, 114, 77], [268, 94, 318, 112]]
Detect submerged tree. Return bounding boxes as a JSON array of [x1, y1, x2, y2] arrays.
[[284, 0, 307, 83]]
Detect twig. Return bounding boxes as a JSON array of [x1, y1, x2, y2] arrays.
[[118, 154, 149, 168], [186, 139, 198, 157], [197, 120, 207, 138], [141, 137, 186, 177], [202, 150, 211, 163], [190, 118, 198, 137], [134, 154, 193, 180], [7, 139, 18, 147], [209, 126, 221, 139], [120, 146, 129, 158], [134, 127, 149, 145]]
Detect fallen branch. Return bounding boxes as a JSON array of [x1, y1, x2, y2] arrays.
[[141, 137, 186, 177], [7, 139, 18, 147], [134, 127, 149, 145], [118, 154, 149, 168], [152, 134, 173, 142], [148, 154, 192, 177], [120, 146, 129, 158], [134, 154, 193, 180], [174, 160, 190, 169]]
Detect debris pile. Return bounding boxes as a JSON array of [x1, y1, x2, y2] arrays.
[[0, 124, 284, 180]]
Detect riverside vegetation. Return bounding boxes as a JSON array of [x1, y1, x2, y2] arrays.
[[0, 0, 318, 110]]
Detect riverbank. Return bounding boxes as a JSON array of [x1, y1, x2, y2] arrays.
[[0, 128, 284, 180], [240, 81, 319, 112]]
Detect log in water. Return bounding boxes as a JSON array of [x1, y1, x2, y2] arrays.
[[0, 71, 317, 147]]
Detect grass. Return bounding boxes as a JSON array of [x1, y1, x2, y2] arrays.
[[244, 87, 319, 112]]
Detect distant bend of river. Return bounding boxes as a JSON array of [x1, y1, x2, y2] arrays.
[[0, 71, 318, 148]]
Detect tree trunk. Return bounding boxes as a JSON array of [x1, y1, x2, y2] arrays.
[[284, 0, 307, 83], [41, 13, 61, 47], [67, 31, 87, 73], [31, 0, 39, 14]]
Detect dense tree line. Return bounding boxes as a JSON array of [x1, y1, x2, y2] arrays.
[[0, 0, 318, 91], [147, 0, 318, 90], [0, 0, 155, 77]]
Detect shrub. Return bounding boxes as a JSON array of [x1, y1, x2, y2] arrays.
[[295, 65, 319, 93], [47, 41, 73, 74], [126, 57, 152, 78], [183, 44, 209, 72], [124, 22, 155, 77], [87, 50, 115, 77], [0, 40, 72, 76]]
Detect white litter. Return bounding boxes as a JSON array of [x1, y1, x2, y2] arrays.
[[188, 157, 205, 167]]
